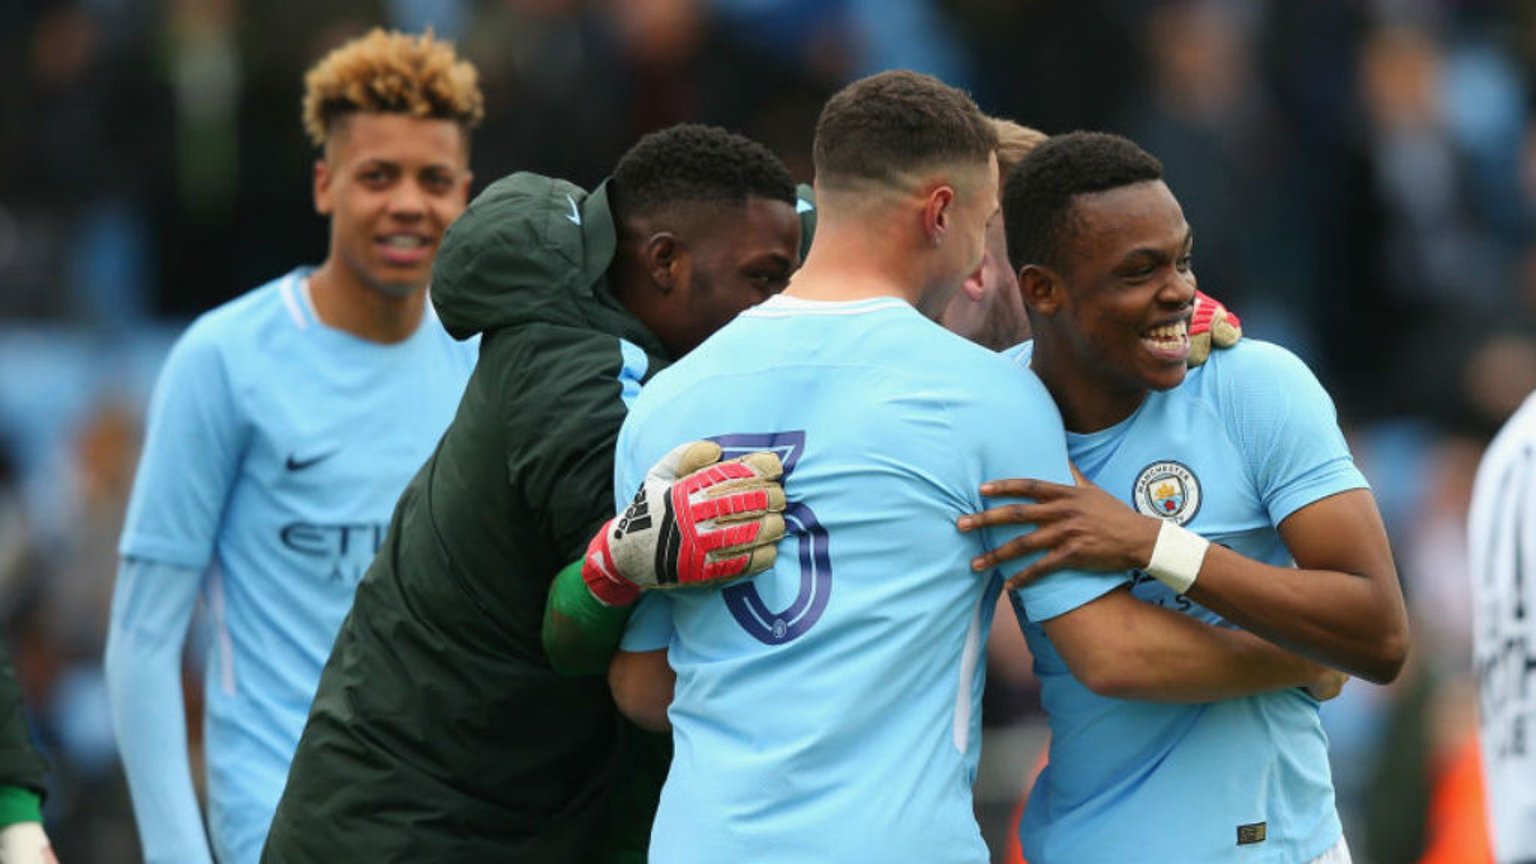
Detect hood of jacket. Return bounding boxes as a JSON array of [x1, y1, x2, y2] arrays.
[[431, 172, 663, 353]]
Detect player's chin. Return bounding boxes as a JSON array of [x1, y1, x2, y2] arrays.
[[1139, 359, 1188, 392], [368, 271, 430, 299]]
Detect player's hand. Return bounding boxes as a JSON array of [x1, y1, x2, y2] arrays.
[[1304, 667, 1349, 702], [582, 441, 786, 607], [1187, 289, 1242, 367], [957, 464, 1161, 591], [0, 822, 59, 864]]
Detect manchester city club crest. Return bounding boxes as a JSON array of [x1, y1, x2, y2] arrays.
[[1133, 460, 1202, 525]]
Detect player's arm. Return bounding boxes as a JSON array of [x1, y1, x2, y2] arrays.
[[106, 324, 240, 863], [1185, 489, 1404, 682], [104, 557, 213, 864], [966, 346, 1408, 684], [1038, 585, 1345, 702], [609, 649, 674, 732], [542, 442, 785, 675], [967, 473, 1404, 683], [608, 591, 679, 731]]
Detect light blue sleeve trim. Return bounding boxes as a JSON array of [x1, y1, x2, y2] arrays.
[[1266, 459, 1369, 527], [1012, 570, 1128, 623], [620, 591, 675, 652], [104, 557, 215, 864], [616, 338, 649, 411]]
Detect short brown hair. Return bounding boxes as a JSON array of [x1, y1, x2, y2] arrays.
[[813, 70, 996, 194], [302, 28, 484, 149], [991, 118, 1047, 189]]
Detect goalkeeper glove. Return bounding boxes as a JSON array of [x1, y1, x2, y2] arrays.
[[0, 823, 56, 864], [1187, 289, 1242, 367], [582, 441, 786, 607]]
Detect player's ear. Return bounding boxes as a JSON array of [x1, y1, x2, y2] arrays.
[[643, 233, 684, 295], [959, 258, 987, 302], [313, 159, 334, 216], [1018, 264, 1061, 316], [923, 185, 956, 247]]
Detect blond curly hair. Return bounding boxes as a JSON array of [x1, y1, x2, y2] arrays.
[[302, 28, 484, 149]]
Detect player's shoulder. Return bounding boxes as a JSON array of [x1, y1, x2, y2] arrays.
[[173, 271, 305, 360], [1196, 338, 1315, 385], [485, 321, 658, 415], [483, 319, 638, 369], [904, 316, 1030, 380]]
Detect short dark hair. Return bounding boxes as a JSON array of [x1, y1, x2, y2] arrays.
[[609, 124, 796, 223], [1003, 131, 1163, 273], [813, 70, 996, 193]]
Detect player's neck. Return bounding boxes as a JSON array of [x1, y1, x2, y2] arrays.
[[307, 261, 426, 344], [1031, 338, 1148, 433], [785, 219, 927, 306]]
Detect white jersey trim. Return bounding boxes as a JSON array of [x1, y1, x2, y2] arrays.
[[207, 564, 237, 696], [744, 294, 910, 319], [279, 275, 310, 330], [952, 587, 987, 754]]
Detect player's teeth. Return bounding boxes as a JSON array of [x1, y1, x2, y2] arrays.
[[384, 235, 424, 248], [1143, 322, 1187, 341]]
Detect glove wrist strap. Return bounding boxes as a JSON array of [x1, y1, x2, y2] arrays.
[[581, 522, 642, 607]]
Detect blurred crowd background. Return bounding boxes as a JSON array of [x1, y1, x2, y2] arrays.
[[0, 0, 1531, 860]]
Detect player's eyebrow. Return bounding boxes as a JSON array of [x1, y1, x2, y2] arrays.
[[749, 251, 797, 271], [1120, 227, 1194, 266]]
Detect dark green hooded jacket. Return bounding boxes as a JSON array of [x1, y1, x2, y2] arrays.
[[263, 173, 671, 863]]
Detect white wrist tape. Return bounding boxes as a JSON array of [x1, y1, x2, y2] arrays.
[[1146, 520, 1209, 595]]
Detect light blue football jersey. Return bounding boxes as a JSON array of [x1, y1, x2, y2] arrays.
[[1002, 339, 1368, 863], [618, 294, 1123, 864], [117, 269, 476, 862]]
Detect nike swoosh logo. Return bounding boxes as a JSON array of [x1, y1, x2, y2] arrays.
[[565, 193, 582, 225], [285, 450, 338, 471]]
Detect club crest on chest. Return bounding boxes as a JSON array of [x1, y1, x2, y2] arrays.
[[1132, 460, 1201, 526]]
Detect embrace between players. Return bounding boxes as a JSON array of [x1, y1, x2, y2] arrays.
[[112, 29, 1409, 864]]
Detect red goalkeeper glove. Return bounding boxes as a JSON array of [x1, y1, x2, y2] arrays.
[[1188, 289, 1242, 367], [582, 441, 786, 607]]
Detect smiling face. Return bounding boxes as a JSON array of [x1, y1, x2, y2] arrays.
[[314, 113, 472, 298], [1032, 179, 1196, 420]]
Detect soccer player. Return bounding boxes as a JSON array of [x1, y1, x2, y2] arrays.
[[607, 71, 1344, 864], [1467, 391, 1536, 863], [261, 124, 801, 863], [104, 30, 483, 864], [959, 131, 1409, 862]]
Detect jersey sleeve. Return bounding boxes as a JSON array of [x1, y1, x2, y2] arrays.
[[1219, 342, 1368, 525], [620, 591, 675, 652], [973, 363, 1127, 623], [118, 321, 246, 569], [502, 326, 651, 564]]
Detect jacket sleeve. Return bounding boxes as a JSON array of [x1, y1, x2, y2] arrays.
[[502, 324, 652, 565], [0, 636, 47, 801]]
